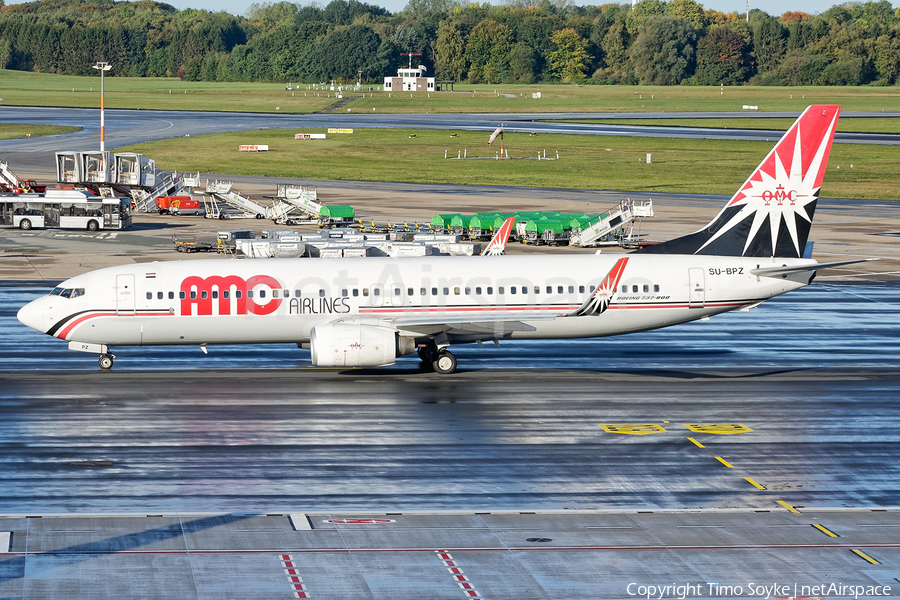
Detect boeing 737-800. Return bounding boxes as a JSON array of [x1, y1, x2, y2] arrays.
[[17, 105, 867, 373]]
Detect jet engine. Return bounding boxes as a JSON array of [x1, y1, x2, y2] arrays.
[[310, 323, 416, 367]]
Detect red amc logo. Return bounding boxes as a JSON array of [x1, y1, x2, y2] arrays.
[[180, 275, 282, 316], [760, 184, 796, 206]]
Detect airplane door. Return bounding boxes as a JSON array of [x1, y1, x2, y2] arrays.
[[688, 268, 705, 308], [391, 284, 404, 307], [116, 274, 136, 315]]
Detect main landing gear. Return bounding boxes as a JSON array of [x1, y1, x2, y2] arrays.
[[98, 353, 115, 370], [418, 345, 457, 374]]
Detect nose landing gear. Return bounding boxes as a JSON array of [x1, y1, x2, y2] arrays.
[[98, 353, 115, 370]]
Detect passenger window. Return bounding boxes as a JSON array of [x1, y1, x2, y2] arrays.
[[654, 284, 660, 292], [295, 290, 302, 298], [643, 285, 649, 293], [498, 286, 505, 294], [443, 287, 449, 295], [432, 287, 438, 295], [223, 291, 229, 299], [590, 285, 596, 292], [632, 285, 638, 293], [510, 286, 517, 295], [568, 286, 574, 293], [319, 289, 326, 297], [180, 291, 186, 300], [212, 291, 219, 299], [342, 289, 348, 297], [408, 288, 414, 296], [283, 289, 289, 297], [487, 287, 493, 295], [521, 286, 527, 294], [169, 291, 174, 300], [190, 291, 197, 299], [157, 292, 163, 300], [363, 288, 369, 297], [353, 289, 359, 297], [247, 291, 253, 299], [420, 288, 426, 296], [476, 287, 482, 294], [454, 287, 460, 295], [200, 291, 208, 299], [373, 288, 380, 296], [546, 286, 552, 294], [579, 286, 585, 293], [272, 290, 279, 298], [146, 292, 152, 300], [394, 288, 401, 296], [259, 290, 266, 299], [236, 291, 242, 299], [465, 287, 471, 295], [534, 286, 540, 294]]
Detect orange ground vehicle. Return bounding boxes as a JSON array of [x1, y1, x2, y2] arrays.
[[155, 196, 201, 215]]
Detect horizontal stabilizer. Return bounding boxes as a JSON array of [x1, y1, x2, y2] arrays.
[[751, 258, 877, 277]]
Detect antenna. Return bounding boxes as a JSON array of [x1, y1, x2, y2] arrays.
[[400, 52, 422, 70]]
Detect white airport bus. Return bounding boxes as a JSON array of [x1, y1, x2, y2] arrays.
[[0, 189, 132, 231]]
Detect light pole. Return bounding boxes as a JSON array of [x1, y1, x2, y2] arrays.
[[92, 61, 111, 152]]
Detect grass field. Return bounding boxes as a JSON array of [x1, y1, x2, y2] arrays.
[[116, 127, 900, 200], [3, 69, 900, 114], [0, 124, 81, 140]]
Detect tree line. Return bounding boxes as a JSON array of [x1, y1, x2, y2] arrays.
[[0, 0, 898, 86]]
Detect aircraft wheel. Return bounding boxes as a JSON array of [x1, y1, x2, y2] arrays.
[[19, 219, 32, 230], [98, 354, 114, 370], [219, 214, 226, 220], [432, 351, 457, 375], [87, 220, 99, 231], [418, 345, 438, 363]]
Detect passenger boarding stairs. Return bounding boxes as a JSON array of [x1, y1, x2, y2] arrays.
[[201, 180, 298, 222], [573, 199, 654, 247], [129, 171, 185, 213], [276, 184, 322, 222], [0, 160, 20, 188]]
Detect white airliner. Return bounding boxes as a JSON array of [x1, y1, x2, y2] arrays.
[[18, 105, 868, 374]]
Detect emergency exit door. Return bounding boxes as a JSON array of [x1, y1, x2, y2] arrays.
[[116, 274, 135, 315], [688, 268, 705, 308]]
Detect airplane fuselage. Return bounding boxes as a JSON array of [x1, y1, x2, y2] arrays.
[[18, 253, 813, 351]]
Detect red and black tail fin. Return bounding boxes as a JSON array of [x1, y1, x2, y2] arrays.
[[481, 217, 516, 256], [640, 105, 841, 258]]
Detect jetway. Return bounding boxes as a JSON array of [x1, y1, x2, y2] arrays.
[[54, 151, 184, 212], [571, 199, 653, 247]]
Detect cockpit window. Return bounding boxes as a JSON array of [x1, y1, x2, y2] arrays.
[[50, 287, 85, 299]]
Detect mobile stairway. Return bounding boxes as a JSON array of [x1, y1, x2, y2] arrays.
[[571, 199, 654, 247], [198, 180, 299, 222]]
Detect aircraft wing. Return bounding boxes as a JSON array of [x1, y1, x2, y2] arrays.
[[343, 311, 562, 337]]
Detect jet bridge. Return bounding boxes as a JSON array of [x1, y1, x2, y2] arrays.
[[572, 199, 653, 247], [54, 151, 184, 212]]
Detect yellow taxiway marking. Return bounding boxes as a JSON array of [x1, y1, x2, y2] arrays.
[[851, 549, 880, 564], [777, 500, 801, 514], [745, 477, 766, 490], [687, 437, 705, 448], [598, 424, 666, 435], [683, 423, 753, 434], [812, 523, 839, 537], [714, 456, 733, 468]]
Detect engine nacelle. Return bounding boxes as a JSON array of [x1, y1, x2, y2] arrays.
[[310, 323, 416, 367]]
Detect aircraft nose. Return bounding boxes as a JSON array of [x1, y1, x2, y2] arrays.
[[17, 297, 47, 334]]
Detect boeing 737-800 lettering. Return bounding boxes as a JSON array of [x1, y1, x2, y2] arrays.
[[17, 105, 869, 373]]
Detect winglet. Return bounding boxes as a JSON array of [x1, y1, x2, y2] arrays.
[[481, 217, 516, 256], [567, 257, 629, 317]]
